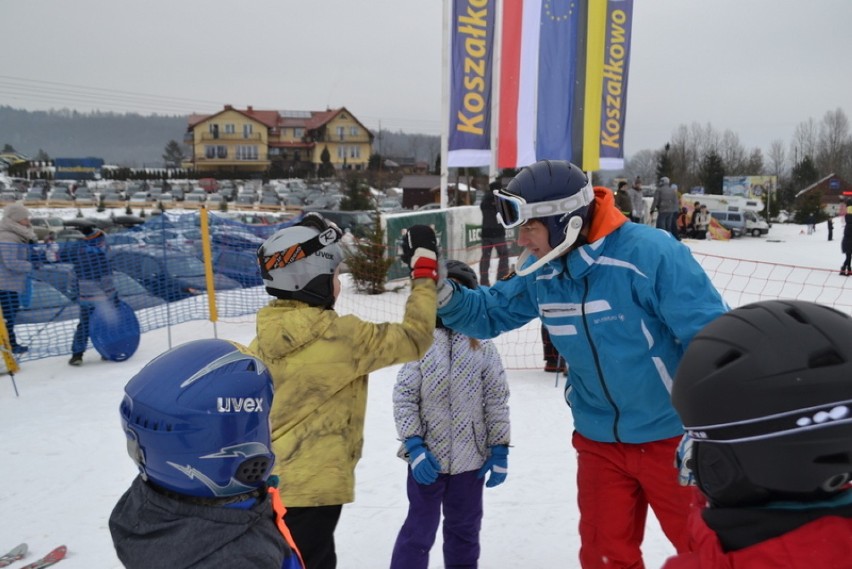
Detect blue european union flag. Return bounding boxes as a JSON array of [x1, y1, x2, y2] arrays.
[[536, 0, 582, 161]]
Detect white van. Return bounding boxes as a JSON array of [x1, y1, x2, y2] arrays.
[[710, 209, 769, 237]]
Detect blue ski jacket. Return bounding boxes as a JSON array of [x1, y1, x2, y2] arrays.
[[438, 189, 728, 444]]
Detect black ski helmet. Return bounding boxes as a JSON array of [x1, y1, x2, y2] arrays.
[[672, 300, 852, 506], [445, 259, 478, 290], [436, 260, 478, 330]]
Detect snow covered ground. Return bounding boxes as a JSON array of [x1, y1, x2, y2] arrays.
[[0, 220, 848, 568]]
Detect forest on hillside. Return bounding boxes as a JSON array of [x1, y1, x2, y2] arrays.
[[0, 106, 440, 168]]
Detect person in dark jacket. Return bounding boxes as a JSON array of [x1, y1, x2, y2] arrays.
[[67, 226, 115, 366], [841, 214, 852, 275], [614, 180, 632, 218], [109, 339, 303, 569], [664, 300, 852, 568], [479, 183, 510, 285]]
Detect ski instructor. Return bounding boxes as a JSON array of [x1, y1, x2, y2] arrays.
[[431, 160, 728, 568]]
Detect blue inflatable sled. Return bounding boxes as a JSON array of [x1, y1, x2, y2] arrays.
[[89, 300, 140, 362]]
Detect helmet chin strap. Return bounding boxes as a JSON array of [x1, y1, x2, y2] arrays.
[[515, 216, 584, 276]]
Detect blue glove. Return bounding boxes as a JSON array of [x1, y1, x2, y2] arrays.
[[404, 436, 441, 485], [675, 434, 696, 486], [478, 445, 508, 488]]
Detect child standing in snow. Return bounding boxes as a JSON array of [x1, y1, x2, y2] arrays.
[[251, 213, 439, 569], [390, 260, 511, 569], [109, 339, 304, 569]]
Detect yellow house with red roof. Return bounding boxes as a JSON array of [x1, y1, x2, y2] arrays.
[[183, 105, 374, 177]]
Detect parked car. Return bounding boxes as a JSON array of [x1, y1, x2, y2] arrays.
[[303, 209, 376, 238], [105, 232, 148, 249], [112, 271, 168, 310], [709, 210, 770, 238], [209, 249, 263, 287], [109, 249, 241, 302], [17, 278, 79, 324], [30, 217, 65, 241]]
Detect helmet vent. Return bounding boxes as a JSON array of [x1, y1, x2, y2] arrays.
[[814, 453, 851, 466], [715, 349, 743, 369], [235, 457, 271, 484], [808, 348, 844, 368]]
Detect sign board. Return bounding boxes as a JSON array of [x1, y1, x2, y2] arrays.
[[54, 157, 104, 180]]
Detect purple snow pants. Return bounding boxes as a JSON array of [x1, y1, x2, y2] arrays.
[[390, 469, 484, 569]]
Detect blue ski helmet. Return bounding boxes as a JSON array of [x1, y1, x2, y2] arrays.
[[673, 300, 852, 506], [119, 339, 275, 498], [502, 160, 594, 250]]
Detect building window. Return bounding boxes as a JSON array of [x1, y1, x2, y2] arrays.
[[294, 127, 304, 139], [205, 146, 216, 159], [349, 146, 360, 159], [209, 124, 219, 139], [217, 146, 227, 159], [349, 126, 358, 137], [337, 146, 346, 160], [236, 146, 258, 160], [224, 124, 235, 134], [243, 124, 253, 138], [336, 126, 345, 141]]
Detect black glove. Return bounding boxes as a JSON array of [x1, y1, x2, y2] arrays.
[[400, 225, 438, 282]]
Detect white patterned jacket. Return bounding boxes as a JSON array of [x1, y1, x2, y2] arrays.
[[393, 327, 511, 475]]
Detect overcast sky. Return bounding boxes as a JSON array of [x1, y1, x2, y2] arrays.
[[2, 0, 850, 158]]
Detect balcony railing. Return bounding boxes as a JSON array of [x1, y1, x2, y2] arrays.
[[199, 132, 263, 141]]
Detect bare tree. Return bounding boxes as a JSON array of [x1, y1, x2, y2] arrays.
[[719, 130, 748, 174], [767, 140, 787, 178], [624, 149, 656, 183], [816, 108, 850, 176], [791, 117, 818, 163]]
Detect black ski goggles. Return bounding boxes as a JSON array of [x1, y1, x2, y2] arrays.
[[493, 181, 595, 229]]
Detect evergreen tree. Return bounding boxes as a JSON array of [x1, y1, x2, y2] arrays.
[[791, 155, 820, 191], [317, 146, 335, 178], [162, 140, 186, 168], [368, 153, 382, 171], [346, 211, 394, 295], [339, 176, 374, 211], [655, 143, 673, 183], [794, 191, 826, 224], [699, 150, 725, 195]]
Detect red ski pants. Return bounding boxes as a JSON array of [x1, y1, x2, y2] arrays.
[[573, 432, 696, 569]]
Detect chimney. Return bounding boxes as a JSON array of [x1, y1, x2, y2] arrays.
[[224, 104, 233, 110], [247, 105, 253, 112]]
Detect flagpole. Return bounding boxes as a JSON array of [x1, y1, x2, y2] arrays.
[[490, 0, 503, 180], [439, 0, 450, 208]]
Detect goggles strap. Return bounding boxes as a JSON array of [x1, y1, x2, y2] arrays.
[[515, 215, 584, 276]]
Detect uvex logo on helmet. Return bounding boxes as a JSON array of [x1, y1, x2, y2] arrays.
[[216, 397, 265, 413]]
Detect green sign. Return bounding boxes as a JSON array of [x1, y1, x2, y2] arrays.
[[464, 224, 521, 255]]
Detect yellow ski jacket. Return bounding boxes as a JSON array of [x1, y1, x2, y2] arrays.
[[250, 278, 436, 507]]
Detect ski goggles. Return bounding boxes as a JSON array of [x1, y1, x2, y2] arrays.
[[493, 180, 595, 229]]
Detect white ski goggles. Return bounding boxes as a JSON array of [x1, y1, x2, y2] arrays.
[[493, 180, 595, 229]]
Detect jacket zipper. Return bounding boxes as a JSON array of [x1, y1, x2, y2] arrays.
[[579, 276, 622, 442]]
